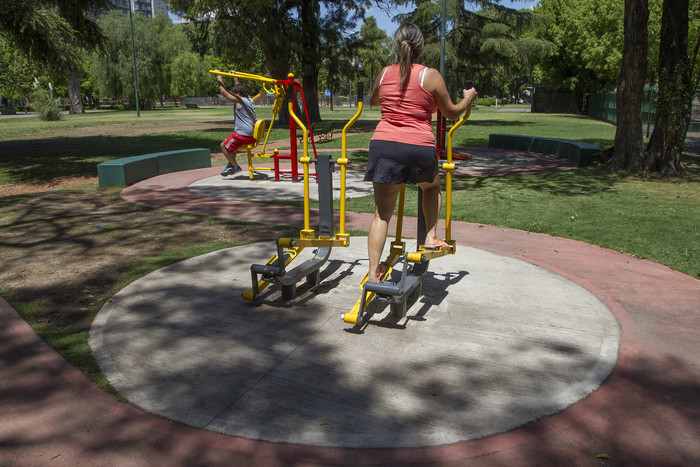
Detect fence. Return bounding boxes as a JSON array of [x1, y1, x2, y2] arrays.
[[531, 85, 579, 113], [586, 87, 700, 136], [585, 87, 660, 136]]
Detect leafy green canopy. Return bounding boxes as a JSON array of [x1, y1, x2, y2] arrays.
[[0, 0, 109, 72], [393, 0, 552, 98], [170, 0, 371, 121], [532, 0, 700, 96], [91, 12, 192, 102], [171, 52, 214, 97], [0, 37, 38, 100]]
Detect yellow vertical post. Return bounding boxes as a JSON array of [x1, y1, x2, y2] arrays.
[[338, 95, 363, 241], [445, 106, 470, 243], [338, 155, 347, 236], [287, 80, 313, 237]]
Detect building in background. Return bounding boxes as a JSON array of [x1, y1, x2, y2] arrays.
[[107, 0, 169, 18]]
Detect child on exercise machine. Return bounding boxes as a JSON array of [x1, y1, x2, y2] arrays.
[[215, 70, 261, 176]]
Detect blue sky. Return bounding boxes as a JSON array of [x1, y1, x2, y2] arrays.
[[366, 1, 539, 36]]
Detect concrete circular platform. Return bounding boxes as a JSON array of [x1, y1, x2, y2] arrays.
[[90, 238, 619, 449], [188, 169, 372, 202]]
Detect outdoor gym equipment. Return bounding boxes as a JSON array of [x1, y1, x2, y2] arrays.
[[242, 84, 364, 301], [209, 70, 320, 182], [436, 81, 473, 162], [341, 89, 473, 325]]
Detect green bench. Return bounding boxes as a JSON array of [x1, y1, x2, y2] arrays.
[[488, 134, 600, 166], [97, 148, 211, 187]]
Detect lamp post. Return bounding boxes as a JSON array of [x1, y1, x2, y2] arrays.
[[129, 0, 140, 117], [440, 0, 446, 77]]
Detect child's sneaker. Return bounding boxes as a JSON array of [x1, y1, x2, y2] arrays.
[[232, 166, 243, 175], [221, 163, 236, 176]]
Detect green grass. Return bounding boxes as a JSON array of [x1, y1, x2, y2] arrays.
[[1, 105, 618, 185], [2, 105, 697, 279], [0, 107, 227, 140], [345, 158, 700, 278], [454, 107, 617, 150]]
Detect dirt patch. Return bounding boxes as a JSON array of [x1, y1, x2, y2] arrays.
[[0, 188, 294, 384], [0, 153, 229, 198], [0, 174, 99, 197]]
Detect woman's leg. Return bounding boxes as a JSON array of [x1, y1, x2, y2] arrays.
[[368, 182, 402, 279], [418, 174, 442, 242]]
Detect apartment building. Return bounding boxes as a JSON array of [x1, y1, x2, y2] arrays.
[[108, 0, 169, 18]]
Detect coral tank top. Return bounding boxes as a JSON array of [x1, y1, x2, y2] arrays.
[[371, 64, 437, 147]]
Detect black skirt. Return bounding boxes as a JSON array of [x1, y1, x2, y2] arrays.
[[364, 140, 438, 184]]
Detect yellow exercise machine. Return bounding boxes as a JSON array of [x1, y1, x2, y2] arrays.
[[341, 97, 473, 325], [242, 84, 364, 301]]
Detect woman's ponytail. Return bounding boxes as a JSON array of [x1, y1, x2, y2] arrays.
[[393, 23, 424, 88]]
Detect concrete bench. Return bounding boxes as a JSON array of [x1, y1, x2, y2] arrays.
[[97, 148, 211, 187], [488, 134, 600, 166]]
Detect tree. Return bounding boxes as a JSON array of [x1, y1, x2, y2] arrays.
[[604, 0, 696, 175], [459, 4, 553, 99], [0, 38, 39, 103], [534, 0, 626, 106], [392, 1, 550, 100], [609, 0, 649, 172], [643, 0, 695, 175], [172, 0, 296, 122], [0, 0, 109, 114], [357, 17, 391, 107], [170, 0, 370, 123], [91, 12, 190, 106], [171, 52, 213, 97]]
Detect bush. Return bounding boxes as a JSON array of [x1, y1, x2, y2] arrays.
[[475, 97, 497, 106], [30, 88, 63, 121]]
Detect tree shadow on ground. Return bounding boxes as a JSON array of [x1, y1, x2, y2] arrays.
[[453, 165, 623, 197], [0, 189, 296, 393], [0, 131, 226, 183]]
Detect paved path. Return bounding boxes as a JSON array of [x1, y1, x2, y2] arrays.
[[1, 151, 698, 465]]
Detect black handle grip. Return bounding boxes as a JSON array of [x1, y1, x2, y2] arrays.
[[357, 82, 364, 101], [465, 80, 473, 90], [287, 83, 294, 103]]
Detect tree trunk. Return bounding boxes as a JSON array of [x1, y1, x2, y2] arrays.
[[609, 0, 649, 172], [262, 38, 292, 126], [645, 0, 692, 176], [67, 66, 84, 114], [300, 0, 321, 123]]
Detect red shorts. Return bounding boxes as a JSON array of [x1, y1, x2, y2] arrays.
[[222, 132, 256, 151]]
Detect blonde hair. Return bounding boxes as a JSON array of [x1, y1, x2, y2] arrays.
[[393, 23, 424, 87]]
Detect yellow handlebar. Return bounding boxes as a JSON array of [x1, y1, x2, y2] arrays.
[[209, 70, 279, 85], [446, 106, 471, 163], [443, 106, 472, 243]]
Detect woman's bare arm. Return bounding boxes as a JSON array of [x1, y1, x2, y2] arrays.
[[423, 68, 477, 121], [369, 68, 386, 107]]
